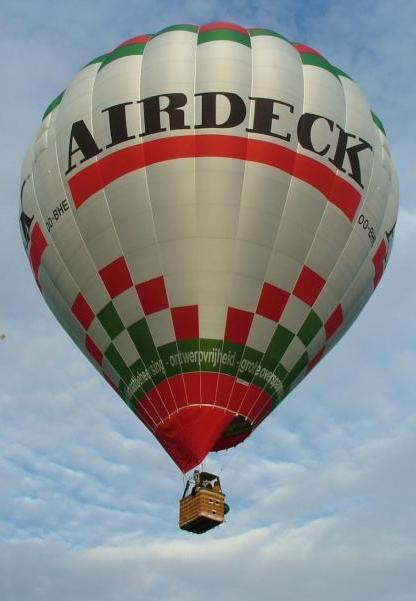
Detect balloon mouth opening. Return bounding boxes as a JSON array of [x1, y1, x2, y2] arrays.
[[154, 406, 253, 472]]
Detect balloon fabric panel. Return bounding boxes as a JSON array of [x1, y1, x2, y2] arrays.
[[20, 23, 398, 473]]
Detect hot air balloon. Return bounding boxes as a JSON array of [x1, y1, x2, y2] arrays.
[[20, 22, 398, 533]]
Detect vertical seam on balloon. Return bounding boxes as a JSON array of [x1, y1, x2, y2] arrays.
[[88, 56, 168, 424], [138, 35, 190, 415], [30, 118, 119, 381], [87, 58, 166, 420], [47, 70, 141, 396], [132, 40, 182, 419], [235, 38, 307, 419], [220, 27, 256, 415], [273, 61, 350, 404], [194, 25, 203, 409], [306, 80, 380, 355], [29, 173, 117, 382], [322, 127, 394, 356], [277, 67, 350, 385]]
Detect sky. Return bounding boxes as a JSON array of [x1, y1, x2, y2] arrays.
[[1, 1, 415, 600]]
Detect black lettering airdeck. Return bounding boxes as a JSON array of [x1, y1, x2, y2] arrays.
[[65, 91, 373, 188]]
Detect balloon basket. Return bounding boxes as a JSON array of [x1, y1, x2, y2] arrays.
[[179, 488, 226, 534]]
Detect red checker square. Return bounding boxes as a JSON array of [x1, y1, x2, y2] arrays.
[[99, 256, 133, 299], [136, 276, 169, 315], [324, 305, 343, 341], [256, 282, 290, 322], [171, 305, 199, 340], [293, 266, 326, 306], [372, 239, 387, 270], [29, 223, 48, 286], [307, 347, 326, 373], [224, 307, 254, 345], [200, 372, 219, 404], [85, 335, 103, 366], [71, 293, 95, 330]]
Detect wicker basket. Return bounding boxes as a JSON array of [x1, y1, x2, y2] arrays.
[[179, 488, 225, 534]]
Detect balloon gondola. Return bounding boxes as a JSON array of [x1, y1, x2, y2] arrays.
[[20, 22, 398, 532]]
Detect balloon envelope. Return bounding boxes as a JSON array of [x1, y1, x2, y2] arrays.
[[20, 23, 398, 472]]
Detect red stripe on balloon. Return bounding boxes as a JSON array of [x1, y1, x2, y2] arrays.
[[116, 35, 152, 48], [68, 135, 362, 222], [29, 223, 48, 288], [292, 43, 324, 58], [199, 22, 248, 34]]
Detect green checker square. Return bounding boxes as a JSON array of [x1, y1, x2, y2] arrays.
[[266, 326, 294, 364], [275, 363, 288, 382], [271, 387, 288, 409], [283, 352, 308, 390], [98, 302, 125, 340], [128, 318, 160, 366], [105, 343, 132, 383], [130, 358, 146, 377], [261, 362, 288, 398], [297, 310, 323, 346]]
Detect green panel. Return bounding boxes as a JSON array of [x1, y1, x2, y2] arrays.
[[275, 363, 288, 382], [300, 53, 341, 80], [127, 352, 165, 397], [84, 54, 108, 68], [198, 30, 251, 47], [105, 344, 132, 383], [158, 339, 243, 377], [128, 318, 160, 366], [249, 28, 287, 40], [237, 346, 264, 384], [266, 325, 294, 364], [219, 341, 244, 377], [97, 302, 124, 339], [197, 339, 239, 374], [284, 352, 308, 389], [372, 111, 386, 135], [297, 310, 323, 346], [154, 24, 198, 36], [42, 91, 64, 121], [158, 341, 181, 377], [177, 340, 200, 373], [331, 65, 352, 80], [99, 44, 147, 70]]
